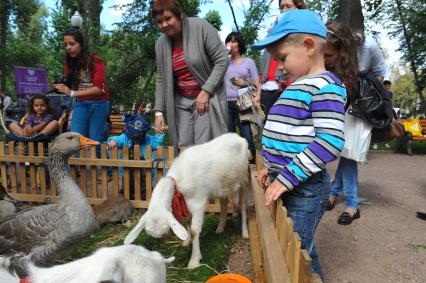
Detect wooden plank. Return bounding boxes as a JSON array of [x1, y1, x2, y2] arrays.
[[276, 205, 285, 254], [292, 233, 302, 283], [111, 147, 119, 196], [250, 166, 291, 283], [100, 145, 108, 198], [28, 142, 37, 195], [123, 146, 130, 200], [90, 146, 97, 198], [145, 146, 152, 201], [269, 199, 277, 222], [248, 209, 266, 283], [79, 148, 87, 195], [0, 142, 8, 188], [134, 145, 141, 201], [37, 143, 47, 196], [288, 232, 296, 279], [17, 143, 27, 194], [299, 250, 312, 283], [7, 142, 17, 195], [156, 147, 164, 179], [286, 217, 294, 267]]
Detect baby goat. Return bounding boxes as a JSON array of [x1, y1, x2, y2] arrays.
[[124, 133, 249, 268], [0, 245, 174, 283]]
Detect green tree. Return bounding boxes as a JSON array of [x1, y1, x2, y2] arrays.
[[204, 10, 222, 31], [102, 0, 203, 110], [0, 0, 48, 93], [390, 67, 418, 114], [390, 0, 426, 114]]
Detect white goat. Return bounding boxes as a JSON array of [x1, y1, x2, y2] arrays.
[[124, 133, 249, 268], [0, 244, 174, 283]]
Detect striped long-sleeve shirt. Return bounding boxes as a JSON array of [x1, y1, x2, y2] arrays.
[[262, 71, 346, 190]]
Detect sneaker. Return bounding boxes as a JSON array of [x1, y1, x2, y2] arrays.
[[384, 143, 390, 149], [372, 144, 378, 150]]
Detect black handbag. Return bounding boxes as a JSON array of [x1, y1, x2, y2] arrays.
[[349, 74, 393, 129]]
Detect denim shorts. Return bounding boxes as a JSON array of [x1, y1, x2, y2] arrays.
[[269, 170, 331, 277]]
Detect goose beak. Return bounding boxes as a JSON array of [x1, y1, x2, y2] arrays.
[[79, 136, 99, 149]]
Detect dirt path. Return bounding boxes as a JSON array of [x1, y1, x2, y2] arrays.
[[229, 151, 426, 283], [318, 152, 426, 283]]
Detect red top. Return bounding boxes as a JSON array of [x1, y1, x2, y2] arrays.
[[172, 49, 202, 97], [267, 58, 279, 83], [64, 54, 109, 101]]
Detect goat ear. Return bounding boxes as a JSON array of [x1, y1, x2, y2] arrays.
[[167, 213, 188, 240], [124, 215, 145, 244]]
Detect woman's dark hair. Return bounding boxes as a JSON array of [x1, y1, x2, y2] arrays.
[[152, 0, 185, 20], [63, 27, 93, 90], [326, 21, 359, 100], [225, 32, 247, 55], [277, 0, 307, 9], [28, 94, 54, 116]]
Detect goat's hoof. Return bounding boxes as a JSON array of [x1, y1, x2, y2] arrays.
[[215, 227, 225, 234], [242, 230, 249, 239], [188, 259, 201, 269]]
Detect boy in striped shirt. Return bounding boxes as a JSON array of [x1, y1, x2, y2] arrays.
[[252, 10, 346, 278]]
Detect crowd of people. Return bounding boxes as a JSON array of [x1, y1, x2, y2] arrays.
[[2, 0, 417, 279]]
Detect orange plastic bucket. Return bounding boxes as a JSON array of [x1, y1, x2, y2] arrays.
[[206, 274, 252, 283]]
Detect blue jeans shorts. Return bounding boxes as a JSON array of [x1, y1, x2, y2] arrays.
[[269, 170, 331, 279]]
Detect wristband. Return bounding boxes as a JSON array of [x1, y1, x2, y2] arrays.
[[70, 90, 76, 97], [155, 112, 163, 117]]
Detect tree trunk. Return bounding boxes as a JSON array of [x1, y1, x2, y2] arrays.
[[0, 1, 9, 92], [226, 0, 240, 32], [395, 0, 426, 114], [337, 0, 364, 32]]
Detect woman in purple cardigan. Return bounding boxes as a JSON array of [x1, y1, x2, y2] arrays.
[[224, 32, 260, 163]]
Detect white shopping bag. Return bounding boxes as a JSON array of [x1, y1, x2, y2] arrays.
[[341, 109, 372, 162]]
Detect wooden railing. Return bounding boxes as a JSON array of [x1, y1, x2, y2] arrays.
[[0, 141, 225, 212], [249, 162, 321, 283]]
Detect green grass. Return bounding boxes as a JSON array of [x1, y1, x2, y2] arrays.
[[59, 213, 238, 283]]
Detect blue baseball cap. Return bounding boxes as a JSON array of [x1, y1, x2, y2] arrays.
[[252, 9, 326, 51], [123, 114, 151, 141]]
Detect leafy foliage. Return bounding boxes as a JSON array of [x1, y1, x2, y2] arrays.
[[204, 10, 222, 31]]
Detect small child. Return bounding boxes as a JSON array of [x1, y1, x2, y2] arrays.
[[8, 94, 59, 140], [107, 114, 164, 198], [252, 10, 347, 278], [107, 114, 152, 151]]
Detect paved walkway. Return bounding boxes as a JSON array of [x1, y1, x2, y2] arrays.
[[318, 151, 426, 283]]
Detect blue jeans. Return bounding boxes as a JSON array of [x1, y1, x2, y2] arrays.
[[71, 100, 110, 142], [270, 170, 330, 279], [227, 101, 256, 161], [331, 157, 359, 209]]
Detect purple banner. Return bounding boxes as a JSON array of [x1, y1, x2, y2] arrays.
[[14, 66, 48, 98]]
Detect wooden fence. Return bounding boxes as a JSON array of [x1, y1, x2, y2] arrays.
[[0, 141, 319, 282], [248, 159, 322, 283], [0, 141, 224, 212]]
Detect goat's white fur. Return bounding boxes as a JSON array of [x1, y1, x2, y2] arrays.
[[0, 245, 174, 283], [124, 133, 249, 268]]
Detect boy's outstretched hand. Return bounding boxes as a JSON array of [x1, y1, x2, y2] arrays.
[[264, 180, 288, 207], [256, 168, 269, 189], [107, 140, 117, 149]]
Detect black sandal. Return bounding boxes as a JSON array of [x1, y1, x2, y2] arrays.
[[337, 209, 360, 225]]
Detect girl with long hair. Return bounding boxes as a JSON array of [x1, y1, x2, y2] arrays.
[[324, 21, 362, 225], [54, 27, 109, 142]]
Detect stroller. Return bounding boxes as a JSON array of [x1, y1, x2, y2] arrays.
[[2, 94, 73, 143]]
